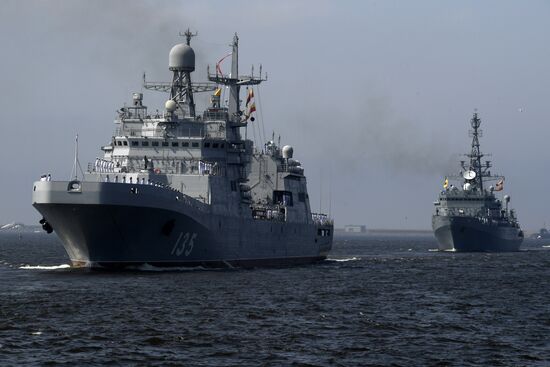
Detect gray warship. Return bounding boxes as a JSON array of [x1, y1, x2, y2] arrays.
[[432, 112, 523, 252], [32, 31, 333, 268]]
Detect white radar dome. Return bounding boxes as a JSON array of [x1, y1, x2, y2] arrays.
[[165, 99, 177, 112], [169, 43, 195, 71], [282, 145, 294, 159]]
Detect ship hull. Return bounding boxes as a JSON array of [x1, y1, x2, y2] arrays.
[[32, 181, 332, 268], [432, 215, 523, 252]]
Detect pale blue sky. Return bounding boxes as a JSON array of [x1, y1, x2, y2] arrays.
[[1, 0, 549, 229]]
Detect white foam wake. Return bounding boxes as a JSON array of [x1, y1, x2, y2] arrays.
[[328, 257, 360, 262], [542, 245, 550, 248], [19, 264, 71, 270], [428, 248, 439, 252]]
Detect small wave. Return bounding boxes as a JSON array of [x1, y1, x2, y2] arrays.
[[328, 257, 360, 262], [19, 264, 71, 270], [428, 249, 439, 252]]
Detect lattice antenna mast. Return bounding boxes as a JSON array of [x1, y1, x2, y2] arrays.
[[467, 112, 485, 190], [168, 28, 198, 117]]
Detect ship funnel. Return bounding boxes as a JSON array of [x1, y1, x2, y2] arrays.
[[169, 43, 195, 72]]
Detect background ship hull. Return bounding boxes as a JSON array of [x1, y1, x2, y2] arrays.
[[32, 181, 332, 268], [432, 215, 523, 252]]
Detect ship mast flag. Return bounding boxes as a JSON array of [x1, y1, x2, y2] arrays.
[[208, 33, 266, 123]]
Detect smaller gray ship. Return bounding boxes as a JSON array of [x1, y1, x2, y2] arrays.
[[432, 112, 523, 252]]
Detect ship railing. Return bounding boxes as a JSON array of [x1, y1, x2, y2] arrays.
[[437, 208, 515, 225], [203, 111, 229, 121], [251, 205, 286, 222], [88, 160, 225, 177], [440, 189, 495, 199], [81, 173, 210, 213], [115, 126, 225, 139], [312, 213, 333, 226], [438, 208, 480, 217]]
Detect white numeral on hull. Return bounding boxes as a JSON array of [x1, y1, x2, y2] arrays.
[[171, 232, 197, 257]]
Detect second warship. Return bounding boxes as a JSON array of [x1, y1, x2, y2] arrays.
[[432, 112, 523, 252], [32, 30, 333, 268]]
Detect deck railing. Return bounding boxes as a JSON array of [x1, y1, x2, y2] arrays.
[[115, 126, 225, 139], [312, 213, 333, 226]]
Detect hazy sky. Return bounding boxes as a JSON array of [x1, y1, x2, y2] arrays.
[[1, 0, 549, 229]]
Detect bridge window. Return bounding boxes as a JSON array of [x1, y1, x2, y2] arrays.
[[162, 142, 169, 147], [152, 141, 159, 147], [172, 142, 179, 147], [220, 143, 225, 149], [204, 142, 211, 148], [213, 143, 219, 148], [116, 141, 122, 146], [131, 141, 138, 146], [182, 142, 189, 147], [192, 142, 199, 148], [123, 141, 128, 146], [142, 141, 149, 147], [273, 190, 293, 206]]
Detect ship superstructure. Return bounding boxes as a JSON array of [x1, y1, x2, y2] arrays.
[[32, 31, 333, 268], [432, 112, 523, 252]]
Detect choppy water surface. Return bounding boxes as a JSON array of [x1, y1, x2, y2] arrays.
[[0, 232, 549, 366]]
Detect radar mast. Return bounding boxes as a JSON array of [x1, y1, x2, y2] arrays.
[[461, 111, 492, 191], [167, 28, 197, 117], [208, 33, 266, 123], [143, 29, 216, 116]]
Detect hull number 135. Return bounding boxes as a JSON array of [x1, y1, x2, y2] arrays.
[[171, 232, 197, 257]]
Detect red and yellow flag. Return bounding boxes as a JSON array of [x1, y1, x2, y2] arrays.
[[245, 88, 256, 120], [246, 88, 254, 107]]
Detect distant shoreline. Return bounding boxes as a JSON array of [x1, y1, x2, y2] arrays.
[[335, 228, 433, 236]]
